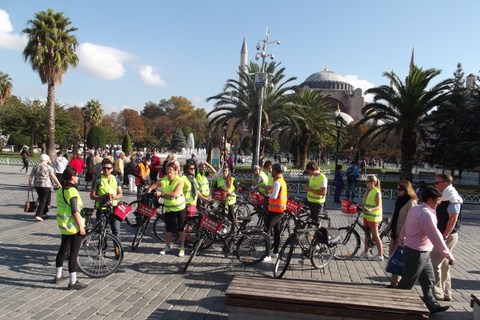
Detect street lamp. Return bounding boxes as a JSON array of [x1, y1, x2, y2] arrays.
[[253, 27, 280, 167], [81, 106, 90, 163], [222, 121, 228, 165], [335, 114, 347, 169]]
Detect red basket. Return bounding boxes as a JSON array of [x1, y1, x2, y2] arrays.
[[212, 189, 227, 201], [200, 214, 223, 233], [237, 186, 244, 194], [113, 202, 132, 221], [286, 200, 302, 214], [341, 200, 358, 214], [249, 192, 265, 205], [138, 203, 157, 218]]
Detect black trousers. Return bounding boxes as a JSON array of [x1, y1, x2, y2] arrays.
[[35, 187, 51, 217], [56, 233, 83, 272]]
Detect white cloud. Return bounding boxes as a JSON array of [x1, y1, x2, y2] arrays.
[[138, 65, 166, 87], [345, 75, 375, 103], [77, 42, 132, 80], [193, 96, 203, 103], [0, 10, 27, 50]]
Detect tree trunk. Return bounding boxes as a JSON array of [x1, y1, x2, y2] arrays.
[[46, 83, 56, 160], [298, 131, 311, 169], [400, 126, 417, 181]]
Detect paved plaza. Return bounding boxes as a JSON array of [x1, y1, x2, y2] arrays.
[[0, 164, 479, 319]]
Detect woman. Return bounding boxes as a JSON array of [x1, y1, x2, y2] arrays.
[[69, 153, 86, 176], [359, 175, 384, 261], [148, 161, 186, 257], [215, 166, 237, 232], [182, 161, 210, 215], [160, 154, 172, 178], [334, 165, 343, 203], [28, 154, 61, 221], [54, 167, 87, 290], [382, 180, 418, 287], [20, 146, 30, 173]]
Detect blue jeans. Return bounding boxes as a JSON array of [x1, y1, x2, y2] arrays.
[[96, 208, 121, 241], [346, 182, 356, 201]]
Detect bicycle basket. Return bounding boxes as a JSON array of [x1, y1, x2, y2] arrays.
[[212, 189, 227, 201], [138, 203, 156, 218], [286, 200, 302, 214], [341, 200, 357, 214], [200, 214, 223, 233], [113, 202, 132, 221], [249, 192, 265, 205]]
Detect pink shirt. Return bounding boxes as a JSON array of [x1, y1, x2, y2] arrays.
[[398, 203, 453, 261]]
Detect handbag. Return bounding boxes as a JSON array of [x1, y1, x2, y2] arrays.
[[386, 246, 404, 275], [24, 190, 37, 212]]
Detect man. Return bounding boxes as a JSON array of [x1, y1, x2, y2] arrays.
[[92, 150, 103, 178], [196, 161, 216, 207], [52, 151, 69, 183], [430, 173, 463, 301], [251, 165, 269, 195], [150, 149, 162, 183], [134, 156, 151, 200], [90, 158, 123, 239], [262, 160, 274, 194], [263, 163, 287, 262], [303, 161, 327, 224], [345, 161, 360, 202], [188, 153, 199, 170], [397, 186, 455, 315]]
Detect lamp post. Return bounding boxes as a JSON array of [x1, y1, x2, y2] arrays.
[[253, 28, 280, 167], [222, 121, 228, 165], [81, 106, 90, 163], [334, 114, 346, 169]]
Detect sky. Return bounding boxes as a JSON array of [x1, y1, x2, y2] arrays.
[[1, 1, 479, 115]]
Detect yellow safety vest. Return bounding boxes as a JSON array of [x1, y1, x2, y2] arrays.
[[196, 172, 210, 197], [161, 175, 186, 212], [257, 171, 269, 194], [268, 177, 287, 213], [56, 187, 84, 235], [95, 175, 119, 209], [216, 177, 236, 206], [307, 173, 326, 204], [182, 175, 198, 206], [363, 187, 382, 222]]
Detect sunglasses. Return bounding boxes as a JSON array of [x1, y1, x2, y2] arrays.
[[102, 167, 113, 171], [188, 167, 195, 170], [434, 181, 446, 185]]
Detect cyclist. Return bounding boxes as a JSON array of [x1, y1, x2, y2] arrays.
[[251, 165, 269, 195], [263, 163, 287, 262], [303, 161, 327, 225], [90, 158, 123, 240], [215, 166, 237, 232], [262, 160, 274, 194], [196, 161, 216, 207], [134, 156, 151, 201], [359, 175, 383, 261], [183, 161, 211, 215]]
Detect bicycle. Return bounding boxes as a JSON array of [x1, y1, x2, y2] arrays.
[[183, 205, 271, 273], [274, 210, 337, 279], [333, 204, 389, 260], [77, 206, 124, 278]]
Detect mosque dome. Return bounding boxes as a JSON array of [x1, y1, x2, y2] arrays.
[[301, 67, 354, 92]]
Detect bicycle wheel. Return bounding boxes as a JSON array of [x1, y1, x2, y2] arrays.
[[183, 232, 206, 273], [77, 232, 124, 278], [184, 217, 216, 250], [124, 200, 141, 227], [334, 227, 360, 260], [311, 240, 336, 269], [236, 230, 270, 265], [369, 217, 390, 259], [132, 218, 150, 251], [235, 203, 252, 218], [153, 214, 166, 242], [274, 238, 294, 279]]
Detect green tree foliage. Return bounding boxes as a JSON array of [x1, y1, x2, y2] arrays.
[[7, 133, 30, 151], [264, 138, 280, 155], [86, 99, 103, 125], [87, 125, 106, 149], [170, 129, 187, 151], [0, 71, 13, 105], [122, 133, 133, 154], [22, 8, 79, 159], [241, 135, 253, 153]]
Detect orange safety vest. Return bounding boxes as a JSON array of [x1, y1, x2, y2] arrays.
[[268, 176, 287, 213], [135, 162, 150, 186]]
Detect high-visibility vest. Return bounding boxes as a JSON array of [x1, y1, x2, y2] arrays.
[[196, 172, 210, 197], [160, 175, 185, 212], [306, 173, 327, 204], [216, 177, 236, 206], [268, 177, 287, 213], [135, 162, 150, 186], [257, 171, 269, 194], [182, 175, 198, 206], [95, 175, 119, 209], [56, 187, 84, 235], [363, 187, 382, 222]]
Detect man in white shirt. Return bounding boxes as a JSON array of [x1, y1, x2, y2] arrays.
[[52, 151, 69, 183]]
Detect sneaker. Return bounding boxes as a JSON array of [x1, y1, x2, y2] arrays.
[[160, 247, 172, 255], [178, 248, 185, 257], [53, 275, 68, 284], [358, 252, 369, 260], [68, 281, 88, 290], [263, 256, 272, 262], [35, 216, 43, 222], [271, 252, 279, 258], [371, 254, 384, 261]]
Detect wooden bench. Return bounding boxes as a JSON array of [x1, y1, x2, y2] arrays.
[[225, 276, 429, 320]]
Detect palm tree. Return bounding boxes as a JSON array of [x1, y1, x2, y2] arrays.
[[22, 8, 79, 159], [86, 99, 103, 125], [207, 61, 297, 165], [0, 72, 13, 105], [359, 65, 455, 181]]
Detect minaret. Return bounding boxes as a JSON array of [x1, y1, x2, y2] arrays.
[[410, 44, 415, 70], [239, 34, 248, 87]]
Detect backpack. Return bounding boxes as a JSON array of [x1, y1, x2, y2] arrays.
[[125, 162, 138, 175]]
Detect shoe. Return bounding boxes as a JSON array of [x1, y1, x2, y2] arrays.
[[53, 275, 68, 284], [371, 255, 384, 261], [263, 256, 272, 262], [160, 247, 172, 255], [178, 248, 185, 257], [430, 305, 449, 314], [271, 252, 278, 258], [443, 296, 451, 301], [68, 281, 88, 290], [358, 252, 369, 260], [43, 214, 49, 219], [35, 216, 43, 222], [386, 284, 397, 288]]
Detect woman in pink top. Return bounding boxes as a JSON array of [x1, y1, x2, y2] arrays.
[[68, 153, 86, 175]]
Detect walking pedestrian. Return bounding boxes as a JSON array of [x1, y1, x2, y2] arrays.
[[345, 161, 359, 202], [52, 150, 68, 183], [20, 146, 31, 173]]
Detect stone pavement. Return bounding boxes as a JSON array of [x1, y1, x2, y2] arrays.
[[0, 164, 479, 320]]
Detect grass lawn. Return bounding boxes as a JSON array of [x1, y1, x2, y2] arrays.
[[0, 151, 40, 160]]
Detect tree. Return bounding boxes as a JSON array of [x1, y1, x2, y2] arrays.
[[121, 109, 146, 143], [360, 65, 455, 181], [87, 125, 106, 149], [122, 133, 133, 154], [22, 8, 79, 159], [0, 72, 12, 105], [86, 99, 103, 125], [241, 135, 253, 153], [264, 138, 280, 155], [170, 129, 187, 151]]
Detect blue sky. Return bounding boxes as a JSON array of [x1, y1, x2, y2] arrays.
[[1, 1, 479, 115]]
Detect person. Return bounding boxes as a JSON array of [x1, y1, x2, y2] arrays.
[[123, 151, 131, 187], [160, 154, 173, 179], [263, 163, 287, 262], [125, 159, 138, 193], [381, 180, 418, 287], [430, 173, 463, 301], [397, 186, 454, 315], [147, 161, 186, 257], [334, 164, 343, 203], [358, 175, 384, 261], [262, 160, 274, 193], [84, 150, 94, 189], [196, 161, 216, 207], [54, 167, 87, 290], [52, 150, 69, 183], [92, 150, 103, 178], [150, 149, 162, 182], [182, 161, 210, 214], [187, 153, 199, 170], [68, 153, 86, 178], [303, 161, 327, 224], [20, 146, 31, 173], [251, 165, 269, 195], [114, 152, 125, 183], [90, 158, 123, 239], [28, 154, 61, 221], [227, 154, 234, 173], [114, 146, 122, 161], [215, 166, 237, 232], [134, 157, 151, 200], [345, 161, 360, 202]]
